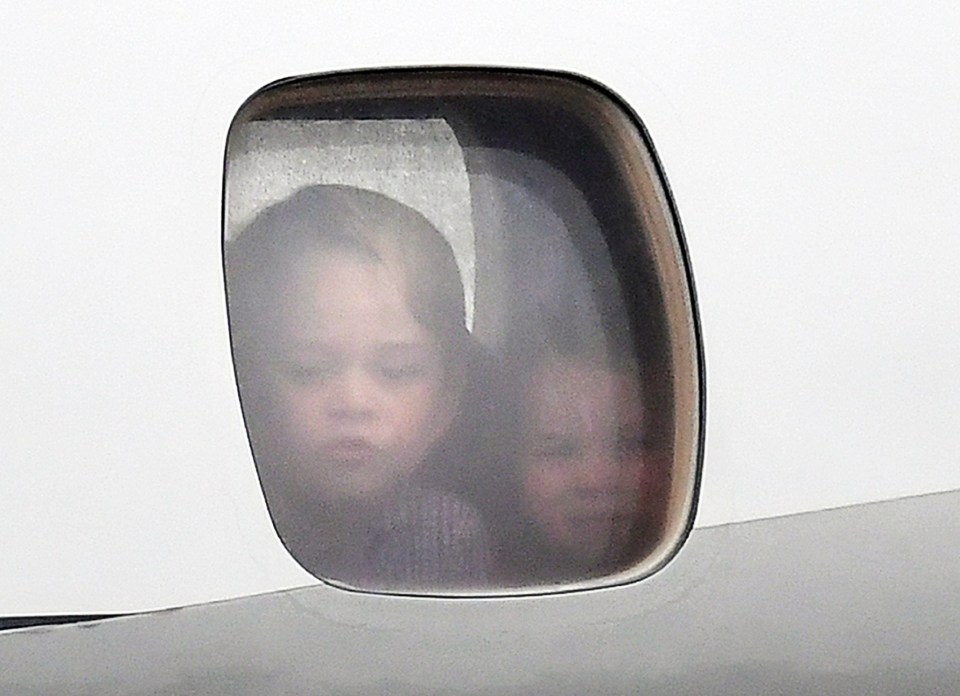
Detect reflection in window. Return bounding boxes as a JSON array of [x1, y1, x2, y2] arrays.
[[224, 70, 700, 594]]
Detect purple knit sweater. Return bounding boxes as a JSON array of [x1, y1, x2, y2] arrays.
[[358, 486, 493, 590], [287, 485, 493, 592]]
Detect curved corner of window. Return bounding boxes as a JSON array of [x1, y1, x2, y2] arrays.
[[221, 67, 703, 598]]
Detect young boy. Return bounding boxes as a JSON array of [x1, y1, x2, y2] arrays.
[[226, 184, 491, 590]]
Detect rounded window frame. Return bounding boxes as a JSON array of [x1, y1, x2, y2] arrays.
[[223, 67, 705, 597]]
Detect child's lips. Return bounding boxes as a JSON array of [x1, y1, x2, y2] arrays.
[[322, 437, 378, 461]]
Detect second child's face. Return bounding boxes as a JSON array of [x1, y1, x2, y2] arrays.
[[264, 250, 455, 505], [519, 359, 663, 567]]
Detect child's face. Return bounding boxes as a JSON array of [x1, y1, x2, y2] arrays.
[[519, 358, 663, 566], [263, 250, 456, 505]]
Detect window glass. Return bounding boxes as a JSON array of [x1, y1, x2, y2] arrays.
[[224, 70, 702, 594]]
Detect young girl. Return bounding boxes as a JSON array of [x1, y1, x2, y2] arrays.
[[495, 341, 670, 585], [226, 184, 491, 591]]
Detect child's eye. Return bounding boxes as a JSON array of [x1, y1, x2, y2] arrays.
[[529, 436, 581, 461], [376, 362, 427, 382], [616, 433, 648, 459], [278, 361, 338, 385]]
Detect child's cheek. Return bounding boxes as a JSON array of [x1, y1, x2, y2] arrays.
[[522, 464, 565, 513], [624, 452, 671, 503], [276, 385, 330, 447], [389, 381, 445, 441], [523, 476, 562, 542]]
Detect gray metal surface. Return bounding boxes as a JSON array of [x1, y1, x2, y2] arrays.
[[3, 488, 958, 694]]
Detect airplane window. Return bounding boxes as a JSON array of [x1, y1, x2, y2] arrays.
[[223, 69, 702, 595]]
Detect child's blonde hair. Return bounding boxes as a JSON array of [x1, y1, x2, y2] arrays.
[[225, 184, 468, 379]]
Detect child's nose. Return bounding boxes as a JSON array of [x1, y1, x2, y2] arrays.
[[576, 446, 621, 491], [328, 367, 377, 419]]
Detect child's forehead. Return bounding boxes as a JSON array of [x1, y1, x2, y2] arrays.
[[532, 357, 641, 388], [525, 358, 644, 422], [273, 250, 426, 341], [283, 247, 407, 299]]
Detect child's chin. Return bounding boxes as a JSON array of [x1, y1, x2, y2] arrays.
[[323, 472, 408, 506]]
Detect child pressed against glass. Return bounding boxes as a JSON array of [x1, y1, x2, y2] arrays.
[[499, 346, 669, 584], [226, 184, 491, 590]]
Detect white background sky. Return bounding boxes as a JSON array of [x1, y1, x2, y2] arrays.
[[2, 2, 958, 614]]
